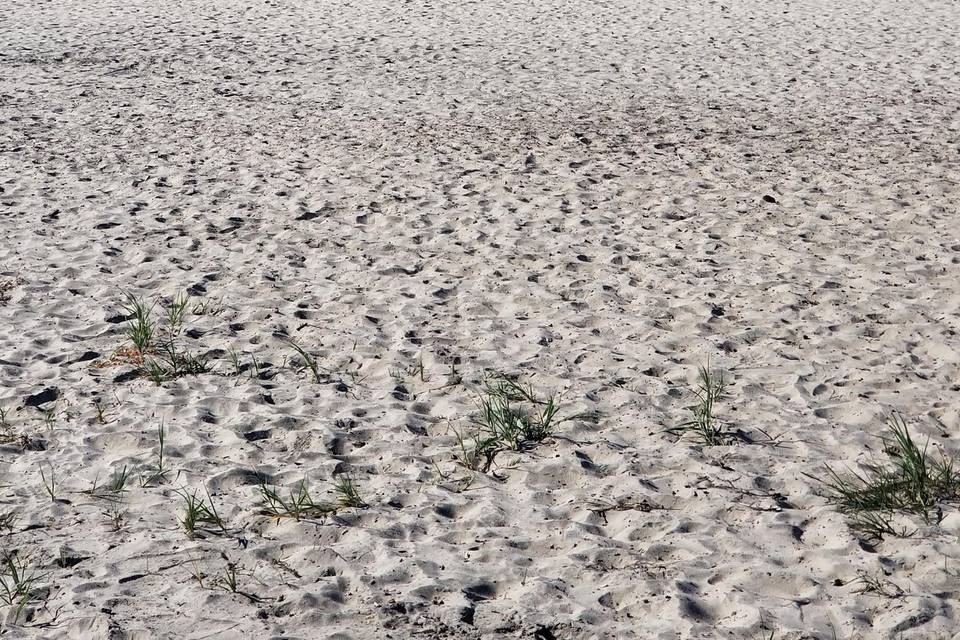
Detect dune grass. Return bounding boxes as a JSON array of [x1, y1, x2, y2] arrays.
[[103, 502, 126, 532], [289, 340, 324, 383], [259, 474, 366, 521], [85, 465, 131, 502], [140, 422, 170, 487], [38, 463, 57, 501], [121, 293, 155, 354], [144, 341, 210, 385], [667, 363, 728, 445], [117, 292, 211, 384], [811, 414, 960, 540], [852, 570, 904, 598], [455, 372, 562, 473], [333, 474, 367, 509], [259, 480, 335, 522], [216, 561, 240, 594], [92, 399, 109, 425], [176, 487, 227, 538], [0, 421, 30, 450], [163, 291, 190, 337], [0, 551, 41, 622]]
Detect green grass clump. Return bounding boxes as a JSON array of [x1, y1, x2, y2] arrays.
[[812, 414, 960, 540], [121, 293, 155, 354], [456, 372, 562, 473], [140, 423, 169, 486], [333, 474, 367, 509], [85, 465, 130, 502], [164, 291, 190, 337], [289, 341, 325, 383], [117, 292, 211, 385], [216, 562, 240, 594], [176, 487, 227, 538], [259, 480, 334, 522], [259, 474, 366, 521], [0, 551, 41, 622], [667, 364, 728, 445], [144, 341, 210, 384]]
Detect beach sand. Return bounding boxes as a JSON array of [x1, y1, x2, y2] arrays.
[[1, 0, 960, 637]]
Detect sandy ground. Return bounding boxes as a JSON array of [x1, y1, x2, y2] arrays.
[[2, 0, 960, 637]]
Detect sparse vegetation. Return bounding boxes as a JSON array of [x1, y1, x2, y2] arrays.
[[848, 510, 916, 542], [16, 275, 958, 637], [190, 558, 207, 589], [162, 291, 189, 337], [114, 292, 211, 384], [140, 422, 170, 486], [667, 363, 728, 445], [191, 297, 224, 316], [259, 479, 334, 522], [122, 292, 156, 355], [103, 502, 126, 531], [228, 348, 243, 377], [0, 278, 17, 306], [92, 398, 109, 425], [0, 512, 16, 532], [0, 550, 42, 622], [811, 414, 960, 541], [391, 353, 428, 386], [216, 561, 240, 594], [454, 371, 563, 473], [41, 405, 58, 431], [852, 571, 904, 598], [0, 421, 30, 450], [250, 353, 263, 379], [289, 340, 324, 383], [333, 474, 367, 509], [144, 339, 210, 385], [176, 487, 227, 538], [39, 463, 57, 501], [86, 465, 131, 502], [259, 474, 366, 520]]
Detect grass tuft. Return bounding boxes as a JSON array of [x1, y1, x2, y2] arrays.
[[216, 561, 240, 594], [852, 571, 904, 598], [176, 487, 227, 538], [455, 372, 562, 473], [0, 421, 31, 450], [259, 479, 334, 522], [811, 414, 960, 540], [0, 551, 41, 622], [39, 463, 57, 501], [144, 340, 210, 385], [122, 293, 156, 354], [289, 341, 324, 383], [0, 512, 16, 532], [116, 292, 211, 385], [164, 291, 190, 337], [140, 422, 170, 486], [333, 474, 367, 509], [667, 363, 728, 445]]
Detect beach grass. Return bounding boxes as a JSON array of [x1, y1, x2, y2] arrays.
[[455, 371, 562, 472], [667, 363, 728, 445], [812, 414, 960, 539]]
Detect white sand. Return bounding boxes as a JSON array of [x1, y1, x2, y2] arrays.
[[2, 0, 960, 637]]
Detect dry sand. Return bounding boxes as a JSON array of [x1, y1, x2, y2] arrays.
[[2, 0, 960, 637]]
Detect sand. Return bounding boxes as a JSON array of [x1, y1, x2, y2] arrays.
[[1, 0, 960, 637]]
